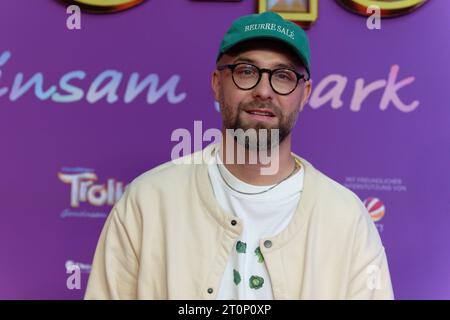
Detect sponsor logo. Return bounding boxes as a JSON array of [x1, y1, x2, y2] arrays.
[[363, 196, 385, 233], [364, 197, 385, 222]]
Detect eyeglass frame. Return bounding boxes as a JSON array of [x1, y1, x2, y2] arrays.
[[217, 62, 309, 96]]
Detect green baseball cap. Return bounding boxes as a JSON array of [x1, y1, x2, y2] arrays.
[[217, 11, 311, 78]]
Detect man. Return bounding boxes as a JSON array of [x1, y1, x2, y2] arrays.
[[85, 11, 394, 300]]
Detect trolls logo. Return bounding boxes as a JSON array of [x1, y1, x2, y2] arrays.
[[59, 0, 145, 13], [363, 197, 385, 222], [58, 169, 125, 208]]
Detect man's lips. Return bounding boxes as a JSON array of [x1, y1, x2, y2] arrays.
[[244, 109, 276, 117]]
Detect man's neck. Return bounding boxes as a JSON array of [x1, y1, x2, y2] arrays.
[[218, 130, 297, 186]]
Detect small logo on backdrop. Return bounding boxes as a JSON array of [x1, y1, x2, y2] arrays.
[[66, 260, 92, 273], [59, 0, 146, 13], [58, 167, 126, 219], [363, 197, 385, 233], [364, 197, 385, 222]]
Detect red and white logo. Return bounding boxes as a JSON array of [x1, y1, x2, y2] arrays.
[[363, 197, 385, 222]]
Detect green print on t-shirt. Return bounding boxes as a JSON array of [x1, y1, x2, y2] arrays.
[[236, 241, 247, 253], [254, 246, 264, 263], [249, 275, 264, 289], [233, 269, 241, 286]]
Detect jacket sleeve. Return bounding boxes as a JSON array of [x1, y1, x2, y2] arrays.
[[346, 201, 395, 300], [84, 192, 141, 299]]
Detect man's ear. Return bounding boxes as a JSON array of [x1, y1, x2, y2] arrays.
[[299, 79, 312, 112], [211, 69, 221, 102]]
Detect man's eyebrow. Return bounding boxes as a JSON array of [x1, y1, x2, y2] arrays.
[[232, 57, 255, 64], [232, 57, 297, 70], [274, 62, 296, 70]]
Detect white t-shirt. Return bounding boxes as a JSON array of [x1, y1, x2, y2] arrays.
[[207, 148, 304, 300]]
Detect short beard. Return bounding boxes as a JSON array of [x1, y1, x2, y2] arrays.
[[220, 100, 298, 151]]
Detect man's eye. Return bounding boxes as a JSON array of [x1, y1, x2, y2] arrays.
[[236, 66, 256, 76], [274, 71, 295, 81]]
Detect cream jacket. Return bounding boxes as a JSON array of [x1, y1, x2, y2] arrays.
[[85, 143, 394, 299]]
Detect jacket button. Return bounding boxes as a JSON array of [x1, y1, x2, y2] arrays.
[[264, 240, 272, 248], [207, 288, 214, 294], [231, 220, 237, 226]]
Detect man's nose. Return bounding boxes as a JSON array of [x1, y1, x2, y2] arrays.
[[252, 73, 274, 100]]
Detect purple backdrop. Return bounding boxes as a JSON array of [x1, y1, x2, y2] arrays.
[[0, 0, 449, 299]]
